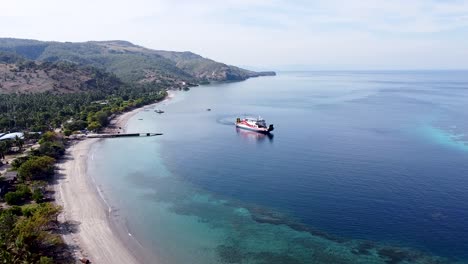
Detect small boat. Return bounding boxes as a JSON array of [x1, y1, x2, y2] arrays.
[[207, 108, 211, 111], [155, 109, 164, 114], [236, 116, 274, 133]]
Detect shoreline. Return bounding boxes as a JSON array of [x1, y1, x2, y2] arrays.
[[55, 91, 175, 264], [105, 90, 175, 134]]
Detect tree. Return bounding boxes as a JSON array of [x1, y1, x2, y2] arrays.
[[38, 131, 57, 144], [0, 141, 7, 160], [0, 204, 63, 262], [64, 120, 87, 131], [14, 135, 24, 151], [36, 141, 65, 158], [87, 121, 101, 131], [0, 117, 10, 129], [0, 210, 17, 245], [4, 185, 31, 205], [17, 156, 56, 181], [88, 110, 110, 127]]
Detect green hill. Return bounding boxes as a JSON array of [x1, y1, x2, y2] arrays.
[[0, 38, 275, 85]]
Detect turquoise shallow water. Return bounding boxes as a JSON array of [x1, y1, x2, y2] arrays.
[[89, 71, 468, 263]]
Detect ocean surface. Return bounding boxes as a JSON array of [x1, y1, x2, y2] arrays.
[[88, 71, 468, 263]]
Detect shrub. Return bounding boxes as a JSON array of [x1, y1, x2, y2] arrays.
[[32, 189, 44, 203], [22, 204, 40, 217], [63, 129, 72, 136], [38, 131, 57, 144], [9, 205, 23, 216], [16, 184, 31, 197], [5, 192, 23, 205], [12, 156, 30, 169], [5, 184, 33, 205], [37, 141, 65, 158], [39, 256, 54, 264]]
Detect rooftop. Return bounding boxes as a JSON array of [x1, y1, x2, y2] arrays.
[[0, 132, 24, 141]]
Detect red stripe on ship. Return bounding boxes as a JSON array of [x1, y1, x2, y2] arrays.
[[240, 121, 257, 128]]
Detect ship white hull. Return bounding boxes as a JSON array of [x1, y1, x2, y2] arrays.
[[235, 123, 272, 133]]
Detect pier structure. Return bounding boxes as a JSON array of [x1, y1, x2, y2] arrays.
[[86, 133, 163, 138]]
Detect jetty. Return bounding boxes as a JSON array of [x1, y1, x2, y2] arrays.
[[86, 133, 163, 138]]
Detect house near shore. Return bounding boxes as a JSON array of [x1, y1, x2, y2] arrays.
[[0, 132, 24, 142], [0, 171, 17, 196]]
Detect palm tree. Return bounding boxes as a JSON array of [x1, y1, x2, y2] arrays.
[[14, 135, 24, 152], [0, 141, 7, 160]]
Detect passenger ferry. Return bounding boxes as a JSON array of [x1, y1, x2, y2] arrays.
[[236, 117, 274, 133]]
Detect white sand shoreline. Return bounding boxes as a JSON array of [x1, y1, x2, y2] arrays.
[[55, 92, 175, 264], [55, 139, 143, 264]]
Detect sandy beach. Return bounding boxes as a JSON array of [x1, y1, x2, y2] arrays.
[[55, 92, 175, 264], [55, 139, 143, 263]]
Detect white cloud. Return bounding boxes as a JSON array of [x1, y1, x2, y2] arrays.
[[1, 0, 468, 69]]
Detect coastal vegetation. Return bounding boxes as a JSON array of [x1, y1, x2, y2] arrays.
[[0, 85, 167, 132], [0, 132, 69, 263], [0, 203, 64, 263]]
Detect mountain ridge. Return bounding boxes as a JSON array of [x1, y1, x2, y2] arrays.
[[0, 38, 275, 88]]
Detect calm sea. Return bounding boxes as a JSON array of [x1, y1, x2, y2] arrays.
[[89, 71, 468, 263]]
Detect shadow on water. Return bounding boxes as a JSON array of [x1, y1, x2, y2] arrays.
[[236, 127, 274, 143]]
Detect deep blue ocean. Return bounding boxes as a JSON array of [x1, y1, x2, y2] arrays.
[[89, 71, 468, 263]]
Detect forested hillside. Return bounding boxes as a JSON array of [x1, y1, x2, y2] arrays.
[[0, 51, 168, 132], [0, 38, 275, 84]]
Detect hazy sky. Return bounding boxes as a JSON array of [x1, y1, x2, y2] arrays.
[[2, 0, 468, 70]]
